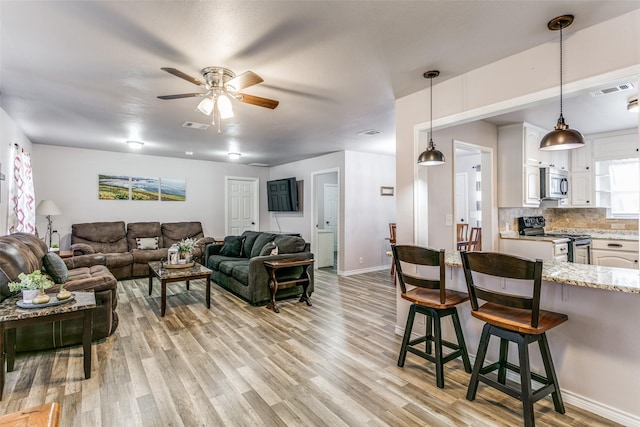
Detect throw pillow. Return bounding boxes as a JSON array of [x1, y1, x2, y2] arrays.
[[42, 252, 69, 284], [274, 235, 306, 254], [259, 241, 276, 256], [136, 237, 159, 250], [250, 233, 277, 258], [220, 235, 243, 257]]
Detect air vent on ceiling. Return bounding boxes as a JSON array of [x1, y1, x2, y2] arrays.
[[248, 163, 269, 167], [588, 82, 635, 97], [182, 121, 210, 130], [357, 129, 382, 136]]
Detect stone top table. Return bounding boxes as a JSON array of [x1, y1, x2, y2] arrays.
[[445, 251, 640, 294]]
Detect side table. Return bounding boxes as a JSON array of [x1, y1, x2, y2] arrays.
[[0, 291, 96, 400], [263, 258, 314, 313]]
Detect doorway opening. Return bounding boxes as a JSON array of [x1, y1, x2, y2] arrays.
[[454, 140, 493, 251], [312, 169, 339, 273]]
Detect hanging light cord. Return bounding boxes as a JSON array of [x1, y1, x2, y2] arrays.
[[429, 75, 434, 147], [559, 23, 564, 118]]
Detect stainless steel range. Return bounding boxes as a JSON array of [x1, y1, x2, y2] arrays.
[[518, 216, 592, 264]]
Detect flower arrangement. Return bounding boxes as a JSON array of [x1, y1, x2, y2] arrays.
[[177, 237, 198, 253], [8, 270, 54, 292]]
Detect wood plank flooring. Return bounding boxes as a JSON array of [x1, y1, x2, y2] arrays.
[[0, 271, 620, 426]]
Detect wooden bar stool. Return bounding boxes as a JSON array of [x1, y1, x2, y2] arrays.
[[460, 251, 568, 427], [393, 245, 472, 388]]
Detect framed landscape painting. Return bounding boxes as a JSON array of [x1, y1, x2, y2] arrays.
[[98, 174, 130, 200], [160, 177, 186, 201], [131, 176, 160, 200]]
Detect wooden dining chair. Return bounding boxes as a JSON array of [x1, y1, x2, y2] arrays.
[[467, 227, 481, 252], [386, 223, 397, 276], [456, 223, 469, 251], [460, 251, 568, 427], [393, 245, 472, 388]]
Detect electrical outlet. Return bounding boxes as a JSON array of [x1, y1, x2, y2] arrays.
[[359, 257, 364, 264]]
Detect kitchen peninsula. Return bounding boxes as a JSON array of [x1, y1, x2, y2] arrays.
[[433, 251, 640, 425]]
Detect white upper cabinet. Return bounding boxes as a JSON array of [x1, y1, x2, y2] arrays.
[[498, 122, 548, 207], [592, 131, 638, 160], [570, 139, 593, 172]]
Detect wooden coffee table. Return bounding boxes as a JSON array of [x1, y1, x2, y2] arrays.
[[0, 291, 96, 400], [148, 261, 212, 317]]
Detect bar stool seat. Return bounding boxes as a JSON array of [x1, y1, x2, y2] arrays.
[[461, 251, 568, 427], [394, 245, 472, 389]]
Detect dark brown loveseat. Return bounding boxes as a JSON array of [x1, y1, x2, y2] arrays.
[[0, 233, 117, 352], [70, 221, 216, 279]]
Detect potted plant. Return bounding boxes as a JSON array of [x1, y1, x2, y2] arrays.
[[8, 270, 54, 304], [177, 237, 198, 263]]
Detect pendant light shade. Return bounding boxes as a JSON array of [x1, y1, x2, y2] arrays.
[[418, 70, 445, 166], [540, 15, 584, 151]]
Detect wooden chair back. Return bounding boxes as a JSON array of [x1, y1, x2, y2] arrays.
[[392, 245, 446, 304], [460, 251, 543, 328], [388, 223, 397, 244], [456, 223, 468, 243], [467, 227, 482, 251]]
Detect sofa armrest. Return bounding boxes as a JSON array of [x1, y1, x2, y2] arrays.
[[205, 243, 223, 261], [64, 254, 107, 269], [70, 243, 95, 256]]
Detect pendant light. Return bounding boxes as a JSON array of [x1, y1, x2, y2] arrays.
[[539, 15, 585, 151], [417, 70, 445, 166]]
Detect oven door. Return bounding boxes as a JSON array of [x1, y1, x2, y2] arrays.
[[573, 242, 592, 264]]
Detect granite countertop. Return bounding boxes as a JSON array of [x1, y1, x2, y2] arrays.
[[501, 229, 639, 241], [445, 251, 640, 294], [499, 232, 570, 243]]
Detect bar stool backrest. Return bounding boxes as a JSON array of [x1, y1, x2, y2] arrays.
[[460, 251, 543, 328], [392, 245, 446, 304]]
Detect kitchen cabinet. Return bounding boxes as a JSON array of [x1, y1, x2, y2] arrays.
[[317, 229, 335, 268], [591, 239, 639, 269], [570, 139, 593, 172], [592, 131, 638, 160], [498, 122, 549, 207], [570, 171, 592, 207]]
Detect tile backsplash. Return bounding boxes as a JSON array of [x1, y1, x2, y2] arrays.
[[499, 207, 638, 233]]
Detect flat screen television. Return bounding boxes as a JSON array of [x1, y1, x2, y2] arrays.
[[267, 177, 298, 212]]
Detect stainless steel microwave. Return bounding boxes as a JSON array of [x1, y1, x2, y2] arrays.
[[540, 167, 569, 200]]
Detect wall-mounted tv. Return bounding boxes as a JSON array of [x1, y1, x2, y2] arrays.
[[267, 177, 299, 212]]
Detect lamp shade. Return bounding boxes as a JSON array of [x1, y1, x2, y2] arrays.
[[197, 97, 214, 115], [417, 143, 445, 166], [36, 200, 61, 216], [539, 114, 584, 151], [217, 94, 234, 119]]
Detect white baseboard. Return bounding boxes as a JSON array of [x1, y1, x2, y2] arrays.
[[392, 326, 639, 425], [341, 265, 389, 276]]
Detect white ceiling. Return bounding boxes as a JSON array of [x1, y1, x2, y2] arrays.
[[1, 1, 639, 166]]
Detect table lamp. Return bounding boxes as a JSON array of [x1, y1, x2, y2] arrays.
[[36, 200, 61, 249]]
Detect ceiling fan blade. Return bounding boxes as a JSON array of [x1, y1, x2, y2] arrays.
[[160, 67, 205, 87], [238, 93, 279, 109], [157, 93, 204, 100], [225, 71, 263, 91]]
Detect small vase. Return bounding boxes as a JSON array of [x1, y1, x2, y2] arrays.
[[22, 289, 39, 304], [32, 291, 51, 305], [57, 286, 72, 300]]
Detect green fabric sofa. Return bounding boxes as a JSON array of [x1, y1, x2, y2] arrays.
[[205, 231, 314, 306]]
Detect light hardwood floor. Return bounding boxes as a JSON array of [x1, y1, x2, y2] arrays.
[[0, 271, 620, 426]]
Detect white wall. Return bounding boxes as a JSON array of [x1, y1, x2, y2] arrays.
[[269, 150, 396, 274], [31, 145, 270, 247], [0, 107, 34, 233], [395, 9, 640, 423]]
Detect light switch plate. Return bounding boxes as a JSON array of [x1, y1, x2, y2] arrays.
[[445, 214, 453, 226]]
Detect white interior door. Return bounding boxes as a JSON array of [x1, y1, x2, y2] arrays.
[[324, 183, 338, 251], [455, 173, 469, 224], [227, 178, 258, 235]]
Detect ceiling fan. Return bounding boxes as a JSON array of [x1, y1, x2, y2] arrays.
[[158, 66, 279, 132]]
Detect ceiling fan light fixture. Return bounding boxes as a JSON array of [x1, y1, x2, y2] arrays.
[[418, 70, 445, 166], [628, 97, 639, 113], [126, 140, 144, 149], [540, 15, 584, 152], [217, 94, 234, 119], [197, 96, 214, 115]]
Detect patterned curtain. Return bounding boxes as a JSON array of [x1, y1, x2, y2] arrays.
[[7, 144, 36, 234]]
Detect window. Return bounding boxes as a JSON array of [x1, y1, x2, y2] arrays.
[[595, 158, 639, 218]]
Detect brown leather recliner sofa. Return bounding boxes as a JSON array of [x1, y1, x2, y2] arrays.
[[0, 233, 117, 352], [70, 221, 216, 279]]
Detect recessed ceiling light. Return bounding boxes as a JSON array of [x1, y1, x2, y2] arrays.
[[126, 140, 144, 149], [228, 152, 241, 160], [357, 129, 382, 136], [185, 151, 193, 156]]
